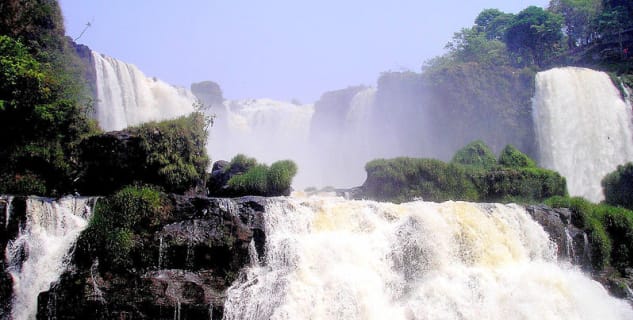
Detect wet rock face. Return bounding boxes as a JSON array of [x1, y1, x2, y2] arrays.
[[0, 196, 26, 319], [526, 205, 592, 270], [37, 196, 266, 320]]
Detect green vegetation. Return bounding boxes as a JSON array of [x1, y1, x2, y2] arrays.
[[451, 140, 497, 169], [79, 113, 209, 195], [0, 1, 97, 196], [135, 113, 209, 193], [602, 162, 633, 210], [545, 196, 633, 272], [361, 141, 566, 203], [498, 144, 537, 168], [364, 158, 480, 203], [429, 1, 633, 73], [80, 185, 164, 270], [216, 155, 298, 197]]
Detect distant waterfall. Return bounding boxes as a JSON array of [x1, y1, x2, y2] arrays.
[[223, 197, 633, 319], [533, 67, 633, 202], [92, 51, 196, 131], [208, 99, 315, 186], [5, 197, 96, 320]]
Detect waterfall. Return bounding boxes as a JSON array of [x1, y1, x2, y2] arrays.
[[223, 197, 633, 320], [5, 196, 96, 320], [208, 98, 314, 186], [92, 51, 196, 131], [533, 67, 633, 202]]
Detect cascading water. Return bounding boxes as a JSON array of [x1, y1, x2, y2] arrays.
[[5, 196, 96, 320], [533, 67, 633, 202], [223, 197, 633, 320], [208, 98, 315, 186], [92, 51, 196, 131]]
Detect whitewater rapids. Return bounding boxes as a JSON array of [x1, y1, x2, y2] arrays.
[[223, 197, 633, 320]]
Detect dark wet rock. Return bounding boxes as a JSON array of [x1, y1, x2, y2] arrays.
[[526, 205, 592, 270], [37, 195, 266, 320], [0, 196, 27, 319]]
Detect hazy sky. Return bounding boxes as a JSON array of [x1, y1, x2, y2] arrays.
[[59, 0, 549, 103]]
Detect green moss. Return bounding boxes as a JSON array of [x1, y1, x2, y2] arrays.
[[498, 144, 536, 168], [543, 196, 633, 272], [451, 140, 497, 169], [362, 142, 564, 204], [483, 167, 567, 203], [364, 157, 480, 203]]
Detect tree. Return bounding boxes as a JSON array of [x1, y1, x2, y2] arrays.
[[505, 6, 564, 67], [475, 9, 515, 40], [602, 163, 633, 210], [596, 3, 633, 57], [445, 27, 510, 65], [549, 0, 602, 48]]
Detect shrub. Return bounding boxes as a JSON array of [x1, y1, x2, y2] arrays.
[[363, 157, 480, 203], [227, 164, 269, 195], [222, 156, 298, 197], [136, 112, 209, 193], [498, 144, 536, 168], [602, 163, 633, 210], [82, 185, 164, 271], [451, 140, 497, 169], [267, 160, 298, 195], [483, 167, 566, 203]]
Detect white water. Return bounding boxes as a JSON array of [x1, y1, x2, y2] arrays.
[[223, 197, 633, 320], [533, 67, 633, 202], [3, 195, 13, 228], [5, 196, 95, 320], [92, 51, 196, 131], [208, 98, 315, 186]]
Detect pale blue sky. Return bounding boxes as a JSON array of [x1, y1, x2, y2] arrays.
[[59, 0, 549, 102]]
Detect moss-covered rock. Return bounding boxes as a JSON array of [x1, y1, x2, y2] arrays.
[[78, 113, 209, 195], [482, 167, 567, 203], [40, 191, 267, 320], [544, 196, 633, 273], [498, 144, 536, 168], [362, 157, 480, 203], [359, 142, 566, 204], [451, 140, 497, 169]]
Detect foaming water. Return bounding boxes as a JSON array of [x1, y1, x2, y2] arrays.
[[6, 196, 95, 320], [533, 67, 633, 202], [223, 197, 633, 320], [92, 51, 195, 131]]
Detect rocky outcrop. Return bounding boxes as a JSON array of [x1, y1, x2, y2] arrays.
[[37, 195, 266, 320], [78, 113, 209, 195], [309, 85, 367, 146], [526, 205, 592, 269], [191, 81, 224, 107], [72, 41, 97, 100]]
